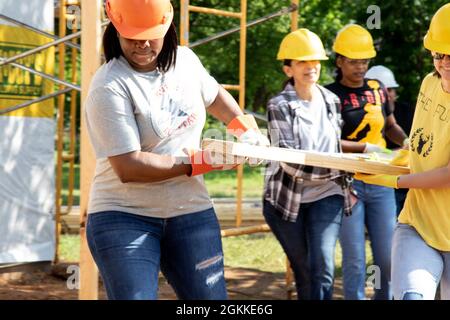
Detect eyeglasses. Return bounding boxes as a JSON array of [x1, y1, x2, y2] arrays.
[[433, 53, 450, 60], [343, 58, 370, 66]]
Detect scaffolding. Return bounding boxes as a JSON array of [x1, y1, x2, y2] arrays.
[[0, 0, 82, 264]]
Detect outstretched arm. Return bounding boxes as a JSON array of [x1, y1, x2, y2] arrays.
[[398, 162, 450, 189], [356, 160, 450, 189]]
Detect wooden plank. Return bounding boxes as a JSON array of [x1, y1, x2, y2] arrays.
[[79, 0, 102, 300], [221, 224, 271, 237], [202, 139, 410, 176]]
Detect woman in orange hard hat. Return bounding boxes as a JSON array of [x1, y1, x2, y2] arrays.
[[356, 3, 450, 300], [326, 24, 409, 300], [263, 28, 354, 300], [84, 0, 269, 300]]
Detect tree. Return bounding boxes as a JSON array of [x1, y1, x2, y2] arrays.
[[353, 0, 448, 104], [175, 0, 447, 115]]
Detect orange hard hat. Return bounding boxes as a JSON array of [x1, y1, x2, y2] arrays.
[[106, 0, 174, 40]]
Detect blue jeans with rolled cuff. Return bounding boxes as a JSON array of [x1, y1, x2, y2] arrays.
[[86, 207, 227, 300]]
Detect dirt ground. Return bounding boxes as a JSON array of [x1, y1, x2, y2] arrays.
[[0, 262, 368, 300]]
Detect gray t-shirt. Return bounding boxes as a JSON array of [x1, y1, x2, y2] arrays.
[[280, 86, 343, 203], [85, 46, 219, 218]]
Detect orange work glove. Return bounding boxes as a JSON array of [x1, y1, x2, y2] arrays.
[[389, 149, 409, 167], [227, 114, 269, 166], [354, 173, 399, 189], [227, 114, 270, 147], [186, 149, 243, 177]]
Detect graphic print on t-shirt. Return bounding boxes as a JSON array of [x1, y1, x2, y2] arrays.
[[347, 80, 385, 145], [326, 79, 390, 147], [152, 81, 198, 139], [410, 127, 433, 158]]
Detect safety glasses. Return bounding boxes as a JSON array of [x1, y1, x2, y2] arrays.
[[343, 57, 370, 66]]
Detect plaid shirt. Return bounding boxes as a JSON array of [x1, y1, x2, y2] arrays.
[[264, 83, 353, 222]]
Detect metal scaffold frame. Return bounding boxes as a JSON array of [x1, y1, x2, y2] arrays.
[[0, 1, 109, 265], [1, 0, 82, 264]]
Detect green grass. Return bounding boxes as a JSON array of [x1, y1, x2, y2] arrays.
[[59, 233, 373, 277], [60, 163, 264, 205], [222, 233, 373, 276], [58, 234, 80, 262], [203, 165, 264, 198], [222, 233, 285, 273]]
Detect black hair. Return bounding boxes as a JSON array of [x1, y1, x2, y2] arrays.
[[334, 54, 343, 82], [102, 22, 178, 72], [282, 59, 295, 88]]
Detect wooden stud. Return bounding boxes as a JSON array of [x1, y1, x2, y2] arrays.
[[221, 224, 271, 237], [79, 0, 102, 300]]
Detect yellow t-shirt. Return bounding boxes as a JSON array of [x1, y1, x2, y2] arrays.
[[399, 73, 450, 251]]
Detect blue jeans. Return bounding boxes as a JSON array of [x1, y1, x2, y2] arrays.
[[86, 208, 227, 300], [263, 195, 344, 300], [339, 180, 396, 300], [392, 223, 450, 300]]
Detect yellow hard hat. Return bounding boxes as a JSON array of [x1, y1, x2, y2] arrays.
[[332, 24, 376, 59], [424, 3, 450, 55], [277, 28, 328, 61]]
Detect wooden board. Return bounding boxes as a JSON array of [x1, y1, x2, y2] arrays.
[[202, 139, 410, 175]]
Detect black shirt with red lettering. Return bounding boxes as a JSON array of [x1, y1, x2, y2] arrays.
[[326, 79, 392, 146]]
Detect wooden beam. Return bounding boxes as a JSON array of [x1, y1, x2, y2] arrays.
[[221, 224, 271, 237], [79, 0, 102, 300], [291, 0, 299, 31], [179, 0, 189, 46], [202, 139, 410, 175]]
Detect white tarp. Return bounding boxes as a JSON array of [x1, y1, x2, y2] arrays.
[[0, 0, 55, 263]]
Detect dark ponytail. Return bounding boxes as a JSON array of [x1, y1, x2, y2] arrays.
[[334, 54, 343, 82]]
